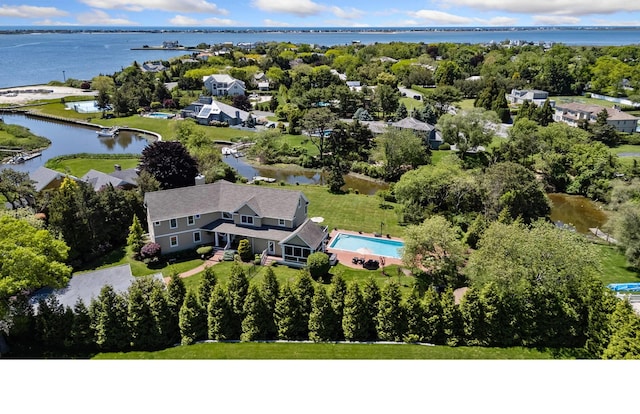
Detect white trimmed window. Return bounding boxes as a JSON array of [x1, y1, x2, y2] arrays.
[[279, 219, 286, 226], [170, 235, 178, 247], [187, 215, 195, 226], [170, 218, 177, 229], [241, 215, 254, 225], [193, 231, 201, 243]]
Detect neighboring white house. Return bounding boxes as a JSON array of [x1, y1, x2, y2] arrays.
[[202, 74, 246, 96], [553, 102, 639, 133], [507, 89, 554, 107]]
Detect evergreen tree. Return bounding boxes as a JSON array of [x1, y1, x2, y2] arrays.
[[403, 289, 427, 343], [440, 287, 463, 346], [126, 215, 145, 258], [90, 285, 130, 351], [394, 102, 408, 121], [275, 283, 304, 340], [70, 299, 94, 352], [376, 281, 405, 342], [535, 98, 554, 126], [603, 299, 640, 359], [198, 267, 217, 308], [329, 274, 348, 340], [127, 277, 164, 350], [6, 294, 36, 353], [208, 285, 233, 340], [166, 271, 186, 344], [241, 285, 269, 341], [260, 267, 280, 339], [35, 295, 73, 350], [308, 285, 336, 342], [179, 291, 207, 346], [294, 271, 315, 340], [342, 282, 369, 342], [149, 284, 173, 347], [459, 286, 486, 346], [422, 287, 443, 344], [491, 90, 511, 123], [362, 277, 381, 340], [227, 263, 249, 338]]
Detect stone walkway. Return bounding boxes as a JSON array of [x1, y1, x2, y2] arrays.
[[163, 249, 226, 283]]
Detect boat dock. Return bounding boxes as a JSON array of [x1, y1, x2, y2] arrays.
[[248, 176, 276, 184], [589, 228, 618, 244], [3, 151, 42, 164]]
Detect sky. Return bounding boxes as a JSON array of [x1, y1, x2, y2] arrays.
[[0, 0, 640, 27]]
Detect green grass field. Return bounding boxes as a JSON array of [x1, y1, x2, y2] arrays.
[[594, 243, 640, 285], [45, 155, 140, 177], [92, 341, 567, 359]]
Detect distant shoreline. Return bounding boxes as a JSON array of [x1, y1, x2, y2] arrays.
[[2, 26, 640, 36]]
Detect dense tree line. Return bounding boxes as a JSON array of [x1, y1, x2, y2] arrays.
[[5, 247, 639, 358]]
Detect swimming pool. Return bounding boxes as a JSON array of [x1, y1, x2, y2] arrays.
[[147, 112, 175, 119], [65, 100, 104, 113], [329, 233, 404, 259]]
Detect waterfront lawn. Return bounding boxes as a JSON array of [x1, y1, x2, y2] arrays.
[[92, 342, 565, 359], [46, 154, 140, 177], [0, 122, 50, 150], [595, 243, 640, 285]]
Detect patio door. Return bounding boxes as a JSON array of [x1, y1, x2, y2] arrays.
[[268, 241, 275, 255]]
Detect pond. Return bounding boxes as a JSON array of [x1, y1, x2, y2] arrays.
[[548, 193, 609, 234], [221, 154, 389, 195], [0, 113, 152, 174]]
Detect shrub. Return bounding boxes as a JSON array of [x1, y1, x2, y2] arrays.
[[141, 242, 162, 260], [238, 239, 253, 262], [438, 143, 451, 150], [306, 252, 331, 280], [196, 245, 214, 258]]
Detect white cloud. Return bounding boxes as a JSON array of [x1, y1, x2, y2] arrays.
[[441, 1, 640, 16], [330, 6, 365, 20], [251, 0, 324, 17], [169, 15, 235, 26], [532, 15, 580, 25], [80, 0, 228, 15], [409, 10, 474, 25], [263, 19, 293, 27], [592, 19, 640, 26], [34, 19, 77, 26], [323, 19, 370, 27], [0, 5, 68, 18], [76, 9, 138, 25], [477, 16, 519, 26]]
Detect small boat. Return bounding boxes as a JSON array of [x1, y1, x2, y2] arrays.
[[4, 151, 41, 165], [96, 126, 119, 137]]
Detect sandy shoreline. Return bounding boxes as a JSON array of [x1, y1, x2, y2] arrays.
[[0, 85, 97, 105]]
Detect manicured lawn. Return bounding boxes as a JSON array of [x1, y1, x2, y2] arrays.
[[400, 96, 424, 113], [92, 341, 564, 359], [594, 243, 640, 285], [431, 149, 452, 165], [610, 144, 640, 155], [45, 155, 140, 177]]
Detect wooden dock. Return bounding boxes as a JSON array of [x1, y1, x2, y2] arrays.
[[589, 228, 618, 244]]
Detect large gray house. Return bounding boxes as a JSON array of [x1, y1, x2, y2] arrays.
[[144, 180, 329, 266]]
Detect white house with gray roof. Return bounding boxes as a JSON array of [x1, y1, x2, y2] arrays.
[[144, 180, 329, 266], [202, 74, 246, 97]]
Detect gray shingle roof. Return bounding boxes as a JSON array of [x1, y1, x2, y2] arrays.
[[281, 218, 327, 249], [29, 166, 64, 192], [201, 219, 294, 241], [144, 180, 308, 223], [30, 264, 164, 310], [81, 169, 136, 191]]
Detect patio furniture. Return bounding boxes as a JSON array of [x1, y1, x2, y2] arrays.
[[362, 259, 379, 270]]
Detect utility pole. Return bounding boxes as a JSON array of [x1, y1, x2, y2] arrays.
[[62, 70, 66, 82]]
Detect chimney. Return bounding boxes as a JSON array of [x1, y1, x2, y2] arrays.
[[114, 164, 121, 171], [195, 174, 206, 186]]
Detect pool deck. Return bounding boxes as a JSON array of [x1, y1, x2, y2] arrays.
[[326, 229, 404, 270]]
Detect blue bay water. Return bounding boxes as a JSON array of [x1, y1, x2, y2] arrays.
[[1, 26, 640, 88]]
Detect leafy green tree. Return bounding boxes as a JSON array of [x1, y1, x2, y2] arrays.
[[302, 107, 337, 166], [603, 299, 640, 359], [228, 263, 249, 338], [423, 85, 462, 117], [342, 282, 369, 342], [374, 128, 430, 181], [90, 285, 130, 351], [374, 84, 400, 120], [402, 216, 466, 289], [0, 216, 71, 319], [327, 162, 346, 194], [329, 274, 347, 340], [198, 267, 217, 309], [126, 215, 145, 258], [179, 291, 207, 346], [241, 285, 269, 341], [422, 287, 443, 344], [208, 285, 233, 340], [0, 169, 35, 209], [275, 283, 304, 340], [308, 285, 336, 342], [434, 60, 462, 86], [237, 239, 253, 262], [376, 281, 405, 342], [139, 141, 198, 190], [306, 252, 331, 280], [481, 162, 550, 223], [610, 202, 640, 268], [260, 267, 279, 339], [438, 108, 498, 156]]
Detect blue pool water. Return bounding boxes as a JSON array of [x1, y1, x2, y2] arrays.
[[329, 233, 404, 259], [147, 112, 175, 119]]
